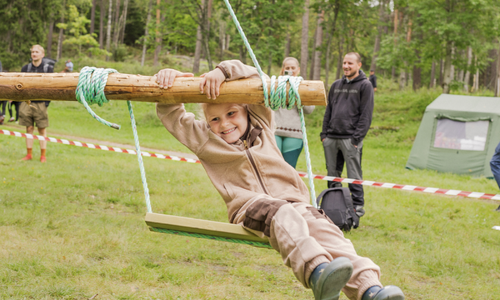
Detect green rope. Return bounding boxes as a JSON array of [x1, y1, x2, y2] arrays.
[[150, 227, 273, 249], [76, 67, 121, 130], [76, 67, 152, 213], [223, 0, 317, 206]]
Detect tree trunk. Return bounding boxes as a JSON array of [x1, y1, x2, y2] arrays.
[[47, 16, 54, 58], [309, 23, 317, 80], [153, 0, 161, 67], [392, 8, 398, 82], [463, 46, 472, 92], [439, 59, 443, 87], [267, 7, 274, 76], [113, 0, 121, 48], [399, 69, 406, 90], [193, 24, 203, 73], [324, 0, 340, 89], [370, 0, 385, 72], [300, 0, 310, 80], [473, 56, 479, 92], [105, 0, 113, 61], [412, 65, 421, 91], [119, 0, 129, 44], [90, 0, 97, 35], [141, 0, 153, 67], [56, 2, 65, 61], [284, 25, 291, 58], [218, 20, 226, 61], [495, 42, 500, 97], [204, 0, 213, 70], [430, 61, 436, 88], [335, 34, 344, 80], [442, 41, 453, 93], [312, 11, 324, 80], [99, 0, 105, 49]]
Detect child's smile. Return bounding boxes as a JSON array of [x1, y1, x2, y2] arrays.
[[205, 103, 248, 144]]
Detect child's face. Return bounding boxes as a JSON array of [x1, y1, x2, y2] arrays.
[[283, 60, 300, 76], [205, 103, 248, 144]]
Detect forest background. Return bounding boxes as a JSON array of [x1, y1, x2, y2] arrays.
[[2, 0, 500, 95]]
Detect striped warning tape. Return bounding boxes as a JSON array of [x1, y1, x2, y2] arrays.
[[2, 128, 500, 201], [0, 129, 200, 164]]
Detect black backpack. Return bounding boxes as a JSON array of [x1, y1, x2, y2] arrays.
[[27, 57, 56, 73], [316, 187, 359, 232]]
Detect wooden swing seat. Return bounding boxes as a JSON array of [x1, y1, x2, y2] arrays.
[[145, 213, 270, 246]]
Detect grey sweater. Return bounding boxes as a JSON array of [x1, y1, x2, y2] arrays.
[[274, 106, 315, 139]]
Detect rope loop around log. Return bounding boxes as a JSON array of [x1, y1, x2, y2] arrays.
[[75, 67, 121, 130]]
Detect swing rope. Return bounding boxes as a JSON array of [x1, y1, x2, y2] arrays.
[[223, 0, 317, 206], [76, 67, 152, 213]]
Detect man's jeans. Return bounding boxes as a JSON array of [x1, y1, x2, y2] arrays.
[[323, 138, 364, 207]]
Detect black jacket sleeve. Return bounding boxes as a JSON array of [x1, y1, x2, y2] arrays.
[[351, 81, 374, 145], [320, 84, 335, 140]]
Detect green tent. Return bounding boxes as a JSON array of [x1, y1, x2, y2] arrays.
[[406, 94, 500, 177]]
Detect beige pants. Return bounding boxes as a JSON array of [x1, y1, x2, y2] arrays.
[[234, 196, 382, 300]]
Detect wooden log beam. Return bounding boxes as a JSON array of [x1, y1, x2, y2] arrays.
[[0, 72, 326, 106]]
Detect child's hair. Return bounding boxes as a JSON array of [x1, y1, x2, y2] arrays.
[[280, 57, 300, 76], [199, 103, 248, 121]]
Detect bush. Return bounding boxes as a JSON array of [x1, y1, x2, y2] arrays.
[[112, 45, 128, 62]]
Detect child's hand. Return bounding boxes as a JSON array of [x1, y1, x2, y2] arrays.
[[155, 69, 194, 89], [199, 68, 226, 100]]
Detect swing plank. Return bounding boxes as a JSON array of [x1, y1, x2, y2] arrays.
[[0, 73, 326, 106], [145, 212, 269, 243]]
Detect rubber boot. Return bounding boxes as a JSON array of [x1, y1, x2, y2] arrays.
[[309, 257, 353, 300], [362, 285, 405, 300]]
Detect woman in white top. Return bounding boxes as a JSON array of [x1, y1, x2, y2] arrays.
[[274, 57, 314, 168]]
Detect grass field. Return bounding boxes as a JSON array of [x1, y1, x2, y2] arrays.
[[1, 68, 500, 299]]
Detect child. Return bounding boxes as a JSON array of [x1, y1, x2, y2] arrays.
[[155, 60, 404, 300], [274, 57, 315, 168]]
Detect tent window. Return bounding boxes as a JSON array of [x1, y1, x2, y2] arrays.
[[434, 119, 489, 151]]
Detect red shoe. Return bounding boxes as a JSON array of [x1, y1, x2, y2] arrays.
[[21, 154, 33, 161], [40, 156, 46, 163]]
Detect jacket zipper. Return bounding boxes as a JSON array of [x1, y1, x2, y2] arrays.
[[245, 147, 269, 195]]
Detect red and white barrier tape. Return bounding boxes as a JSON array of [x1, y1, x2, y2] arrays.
[[2, 128, 500, 201]]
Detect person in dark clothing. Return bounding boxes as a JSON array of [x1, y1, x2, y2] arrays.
[[490, 141, 500, 212], [321, 52, 374, 218], [19, 44, 54, 163], [369, 70, 377, 92], [8, 101, 20, 122], [0, 60, 4, 125]]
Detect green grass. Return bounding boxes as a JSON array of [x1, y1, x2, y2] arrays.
[[1, 76, 500, 299]]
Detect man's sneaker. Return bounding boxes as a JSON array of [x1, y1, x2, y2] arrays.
[[495, 205, 500, 212], [8, 117, 15, 122], [309, 257, 353, 300], [21, 154, 33, 161], [40, 156, 46, 163], [0, 115, 4, 125], [362, 285, 405, 300], [355, 205, 365, 218]]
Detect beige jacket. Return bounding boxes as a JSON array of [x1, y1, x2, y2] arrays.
[[156, 60, 310, 222]]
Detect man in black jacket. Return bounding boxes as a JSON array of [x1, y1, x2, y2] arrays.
[[20, 45, 54, 163], [321, 52, 374, 217]]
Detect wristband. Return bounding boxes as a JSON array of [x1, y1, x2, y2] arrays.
[[216, 65, 229, 79]]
